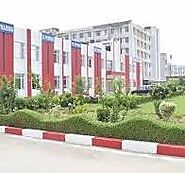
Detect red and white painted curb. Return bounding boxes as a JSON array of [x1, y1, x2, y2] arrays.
[[1, 126, 185, 158]]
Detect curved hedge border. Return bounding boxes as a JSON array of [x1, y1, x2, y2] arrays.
[[0, 109, 185, 145]]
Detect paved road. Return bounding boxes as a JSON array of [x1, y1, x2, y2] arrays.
[[0, 134, 185, 173]]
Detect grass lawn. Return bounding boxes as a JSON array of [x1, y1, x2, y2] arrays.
[[128, 95, 185, 121], [43, 96, 185, 122]]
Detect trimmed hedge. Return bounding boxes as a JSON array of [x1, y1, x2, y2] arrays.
[[0, 109, 185, 145]]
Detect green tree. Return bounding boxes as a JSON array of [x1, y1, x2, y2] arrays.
[[0, 76, 17, 114]]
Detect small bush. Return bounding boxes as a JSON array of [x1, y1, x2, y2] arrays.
[[97, 107, 110, 123], [15, 97, 28, 110], [153, 100, 162, 119], [51, 95, 60, 106], [150, 84, 169, 100], [0, 77, 17, 114], [59, 93, 75, 107], [72, 105, 87, 114], [159, 101, 176, 121]]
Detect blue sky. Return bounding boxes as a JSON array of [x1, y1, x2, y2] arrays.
[[1, 0, 184, 64]]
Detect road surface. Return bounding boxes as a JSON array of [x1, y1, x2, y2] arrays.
[[0, 134, 185, 173]]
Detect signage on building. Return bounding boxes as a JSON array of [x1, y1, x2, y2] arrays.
[[71, 41, 81, 49], [0, 22, 14, 33], [94, 47, 101, 54], [42, 33, 55, 42]]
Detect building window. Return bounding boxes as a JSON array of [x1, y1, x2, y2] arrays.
[[15, 74, 25, 89], [107, 60, 113, 70], [125, 48, 129, 54], [63, 51, 69, 64], [95, 31, 101, 36], [120, 48, 124, 54], [54, 76, 60, 89], [88, 77, 93, 88], [80, 33, 84, 38], [104, 29, 107, 35], [82, 55, 86, 67], [15, 42, 24, 59], [121, 62, 124, 71], [137, 40, 140, 47], [88, 57, 92, 68], [72, 34, 77, 39], [64, 35, 69, 40], [125, 37, 129, 43], [144, 52, 147, 59], [137, 50, 140, 57], [111, 28, 114, 34], [120, 28, 123, 34], [54, 50, 60, 63], [125, 26, 129, 32], [141, 51, 143, 58], [31, 45, 39, 61], [141, 42, 143, 48], [144, 34, 147, 40], [87, 32, 91, 37], [133, 27, 136, 35], [144, 43, 147, 49], [32, 74, 40, 89], [63, 76, 69, 89]]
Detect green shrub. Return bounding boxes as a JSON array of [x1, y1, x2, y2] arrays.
[[1, 109, 185, 145], [133, 95, 151, 104], [72, 105, 87, 114], [150, 84, 169, 100], [0, 77, 17, 114], [159, 101, 176, 121], [59, 93, 75, 107], [97, 107, 110, 123], [51, 95, 60, 106], [84, 96, 98, 104], [15, 97, 28, 110], [153, 100, 162, 119]]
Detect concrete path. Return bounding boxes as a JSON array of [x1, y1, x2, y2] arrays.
[[0, 134, 185, 173]]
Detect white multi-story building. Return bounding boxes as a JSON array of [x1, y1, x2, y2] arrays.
[[58, 20, 160, 89], [2, 21, 136, 97], [0, 20, 161, 97], [145, 26, 160, 82]]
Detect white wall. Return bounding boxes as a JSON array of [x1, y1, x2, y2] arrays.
[[54, 38, 63, 95], [31, 31, 42, 96], [14, 27, 27, 97]]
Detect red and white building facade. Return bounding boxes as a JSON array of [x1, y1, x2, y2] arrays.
[[0, 21, 143, 97]]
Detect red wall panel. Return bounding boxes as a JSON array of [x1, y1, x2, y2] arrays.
[[125, 55, 130, 91], [42, 39, 54, 92], [4, 33, 14, 77], [0, 30, 13, 79], [48, 43, 54, 89], [94, 51, 101, 94], [71, 41, 82, 94]]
